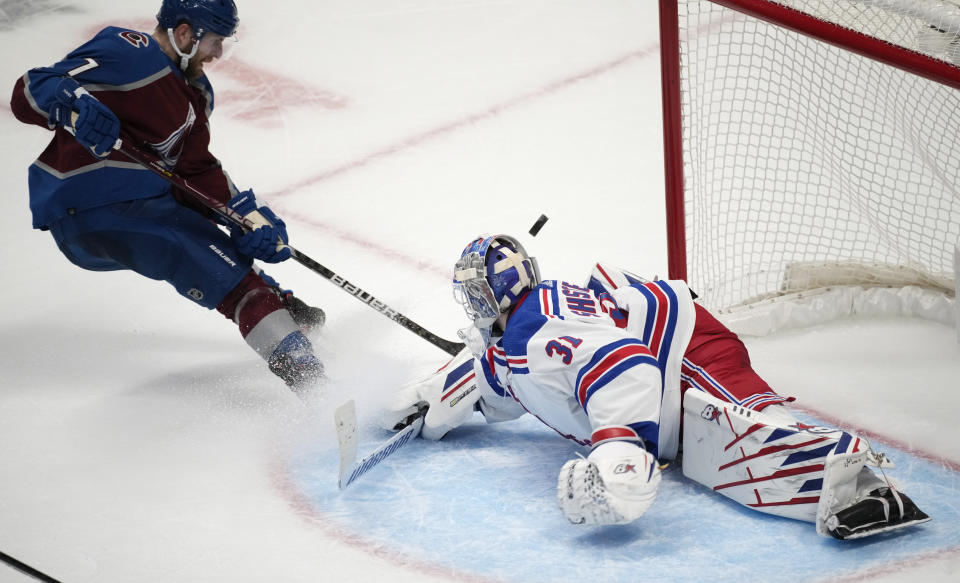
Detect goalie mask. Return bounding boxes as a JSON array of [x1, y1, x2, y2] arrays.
[[453, 235, 540, 355]]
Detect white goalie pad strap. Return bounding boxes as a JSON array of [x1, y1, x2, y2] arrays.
[[815, 448, 892, 537], [681, 390, 887, 524]]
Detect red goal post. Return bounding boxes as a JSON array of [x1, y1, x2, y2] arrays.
[[659, 0, 960, 332]]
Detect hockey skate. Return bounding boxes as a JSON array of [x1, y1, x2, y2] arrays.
[[268, 331, 324, 396], [825, 487, 931, 540], [283, 292, 326, 334]]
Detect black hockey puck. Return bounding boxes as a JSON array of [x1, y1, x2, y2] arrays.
[[528, 214, 549, 236]]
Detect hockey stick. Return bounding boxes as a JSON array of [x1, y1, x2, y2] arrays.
[[110, 136, 464, 356], [334, 399, 426, 489], [0, 550, 64, 583]]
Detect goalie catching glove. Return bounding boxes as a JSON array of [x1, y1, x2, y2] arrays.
[[379, 347, 480, 440], [558, 439, 661, 526]]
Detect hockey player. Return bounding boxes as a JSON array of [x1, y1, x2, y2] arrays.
[[382, 234, 931, 539], [10, 0, 324, 394]]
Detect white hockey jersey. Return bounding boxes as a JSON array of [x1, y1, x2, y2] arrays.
[[473, 269, 695, 459]]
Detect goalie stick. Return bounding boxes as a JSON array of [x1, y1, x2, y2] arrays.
[[334, 400, 426, 489], [69, 120, 464, 356]]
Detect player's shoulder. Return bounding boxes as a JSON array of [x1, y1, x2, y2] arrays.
[[80, 27, 158, 55], [69, 27, 169, 84], [504, 283, 554, 337], [502, 285, 581, 348]]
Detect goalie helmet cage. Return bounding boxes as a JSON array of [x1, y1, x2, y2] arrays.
[[659, 0, 960, 323]]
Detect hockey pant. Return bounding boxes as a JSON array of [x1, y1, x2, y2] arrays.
[[681, 304, 794, 411], [48, 193, 303, 360]]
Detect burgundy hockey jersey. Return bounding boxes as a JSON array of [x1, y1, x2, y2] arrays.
[[11, 26, 237, 229]]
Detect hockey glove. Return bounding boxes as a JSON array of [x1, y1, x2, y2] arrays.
[[379, 347, 480, 440], [557, 440, 661, 526], [49, 77, 120, 158], [227, 190, 292, 263]]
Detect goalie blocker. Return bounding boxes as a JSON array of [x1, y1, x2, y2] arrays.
[[682, 390, 930, 539]]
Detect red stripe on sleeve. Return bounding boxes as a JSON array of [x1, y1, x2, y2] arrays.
[[577, 343, 653, 406], [591, 426, 639, 444]]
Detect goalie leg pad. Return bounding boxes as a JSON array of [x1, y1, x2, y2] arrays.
[[682, 390, 884, 523], [683, 390, 930, 538]]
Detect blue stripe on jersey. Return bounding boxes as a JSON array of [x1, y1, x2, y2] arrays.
[[627, 421, 661, 458], [481, 350, 510, 397], [798, 478, 824, 493], [581, 353, 659, 408], [586, 276, 607, 298], [502, 283, 551, 357], [655, 280, 679, 365], [575, 338, 658, 407], [508, 362, 530, 375], [575, 338, 644, 389], [634, 281, 679, 372], [636, 285, 658, 348], [545, 280, 563, 319]]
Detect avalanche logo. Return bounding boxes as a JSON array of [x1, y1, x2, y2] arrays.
[[119, 31, 150, 48], [150, 103, 197, 168]]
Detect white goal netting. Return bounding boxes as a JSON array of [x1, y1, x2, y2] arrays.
[[670, 0, 960, 327]]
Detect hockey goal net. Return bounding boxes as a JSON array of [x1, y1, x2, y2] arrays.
[[660, 0, 960, 332]]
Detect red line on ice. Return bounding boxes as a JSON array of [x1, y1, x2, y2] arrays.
[[269, 44, 660, 198]]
